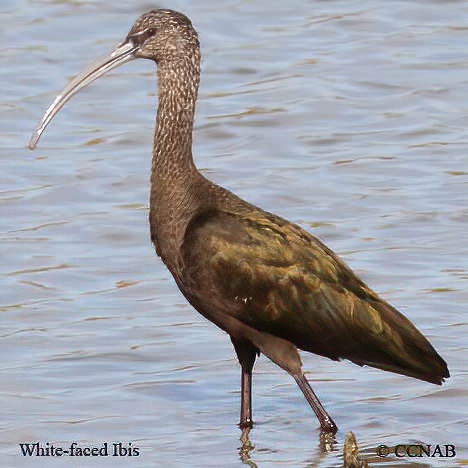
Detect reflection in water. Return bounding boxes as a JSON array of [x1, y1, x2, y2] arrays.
[[239, 426, 257, 467], [239, 426, 338, 467], [239, 429, 439, 467]]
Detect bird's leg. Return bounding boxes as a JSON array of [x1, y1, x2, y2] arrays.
[[294, 373, 337, 434], [231, 338, 258, 429], [238, 347, 257, 429], [240, 365, 253, 429]]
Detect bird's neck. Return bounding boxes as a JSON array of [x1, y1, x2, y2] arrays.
[[149, 55, 204, 270], [151, 57, 200, 177]]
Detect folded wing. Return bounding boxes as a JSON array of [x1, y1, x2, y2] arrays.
[[180, 208, 449, 384]]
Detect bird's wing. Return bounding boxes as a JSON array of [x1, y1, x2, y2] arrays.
[[180, 208, 448, 383]]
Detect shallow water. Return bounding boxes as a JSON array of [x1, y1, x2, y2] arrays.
[[1, 0, 467, 466]]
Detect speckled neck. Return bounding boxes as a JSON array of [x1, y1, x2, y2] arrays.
[[151, 55, 200, 177], [149, 49, 205, 271]]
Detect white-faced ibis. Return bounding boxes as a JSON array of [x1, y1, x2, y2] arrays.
[[29, 9, 449, 435]]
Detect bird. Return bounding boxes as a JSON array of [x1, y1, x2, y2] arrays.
[[29, 9, 449, 435]]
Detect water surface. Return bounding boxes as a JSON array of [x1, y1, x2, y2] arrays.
[[1, 0, 467, 466]]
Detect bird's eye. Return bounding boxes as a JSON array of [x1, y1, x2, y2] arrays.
[[146, 27, 156, 37]]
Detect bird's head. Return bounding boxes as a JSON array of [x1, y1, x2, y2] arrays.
[[128, 9, 199, 65], [29, 9, 199, 150]]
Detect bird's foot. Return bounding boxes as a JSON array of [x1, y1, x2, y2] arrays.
[[238, 417, 253, 430], [321, 415, 338, 435]]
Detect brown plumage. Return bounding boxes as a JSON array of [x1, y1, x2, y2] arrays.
[[29, 9, 449, 435]]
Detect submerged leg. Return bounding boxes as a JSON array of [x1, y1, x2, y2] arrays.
[[294, 372, 337, 434], [231, 338, 258, 429]]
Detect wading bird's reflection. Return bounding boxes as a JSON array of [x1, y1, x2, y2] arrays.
[[238, 426, 340, 467], [239, 426, 257, 467]]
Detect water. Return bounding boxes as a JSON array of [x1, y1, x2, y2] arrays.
[[1, 0, 467, 466]]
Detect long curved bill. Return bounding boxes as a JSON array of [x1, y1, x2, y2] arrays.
[[29, 39, 138, 150]]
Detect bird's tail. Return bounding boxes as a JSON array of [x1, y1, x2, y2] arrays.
[[350, 299, 449, 385]]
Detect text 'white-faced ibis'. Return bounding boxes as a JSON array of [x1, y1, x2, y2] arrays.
[[29, 9, 449, 435]]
